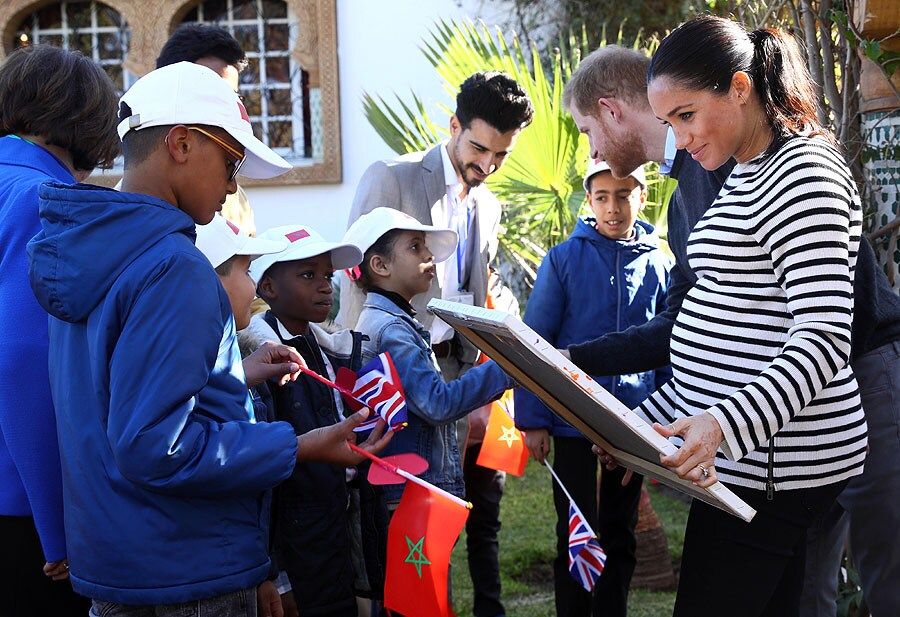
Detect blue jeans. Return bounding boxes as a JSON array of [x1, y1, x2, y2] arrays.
[[800, 341, 900, 617], [89, 588, 256, 617]]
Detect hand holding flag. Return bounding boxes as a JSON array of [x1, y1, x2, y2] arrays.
[[295, 409, 393, 466], [293, 352, 408, 432]]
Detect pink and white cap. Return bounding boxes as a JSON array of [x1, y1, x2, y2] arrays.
[[195, 214, 288, 269], [249, 224, 363, 283], [117, 61, 292, 179]]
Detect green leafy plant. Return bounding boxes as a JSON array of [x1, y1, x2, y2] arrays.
[[362, 19, 675, 290]]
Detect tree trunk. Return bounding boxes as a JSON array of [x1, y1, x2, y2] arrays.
[[631, 486, 677, 591]]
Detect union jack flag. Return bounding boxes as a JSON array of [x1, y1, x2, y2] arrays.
[[336, 352, 408, 432], [568, 504, 607, 592]]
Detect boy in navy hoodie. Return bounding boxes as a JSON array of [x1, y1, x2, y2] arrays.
[[515, 160, 671, 617], [28, 62, 388, 616]]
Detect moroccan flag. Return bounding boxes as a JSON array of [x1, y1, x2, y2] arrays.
[[384, 481, 469, 617], [476, 392, 528, 476]]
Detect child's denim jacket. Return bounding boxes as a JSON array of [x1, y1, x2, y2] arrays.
[[355, 292, 512, 501]]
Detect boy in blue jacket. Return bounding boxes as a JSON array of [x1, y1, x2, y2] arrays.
[[515, 160, 671, 617], [27, 62, 387, 615]]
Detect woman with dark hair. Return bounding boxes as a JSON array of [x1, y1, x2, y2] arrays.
[[634, 15, 866, 616], [0, 44, 119, 617]]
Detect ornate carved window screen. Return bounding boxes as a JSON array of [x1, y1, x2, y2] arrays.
[[0, 0, 340, 186]]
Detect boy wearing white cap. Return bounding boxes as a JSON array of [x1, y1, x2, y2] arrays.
[[196, 214, 287, 331], [241, 224, 388, 617], [514, 160, 672, 616], [345, 208, 514, 508], [27, 62, 387, 615]]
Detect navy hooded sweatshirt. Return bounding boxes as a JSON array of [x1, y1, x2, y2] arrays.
[[27, 182, 298, 604], [515, 219, 672, 437]]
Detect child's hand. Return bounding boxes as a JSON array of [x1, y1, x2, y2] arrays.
[[524, 429, 551, 463], [280, 591, 299, 617], [296, 410, 394, 465], [357, 418, 394, 456], [592, 444, 636, 486], [257, 580, 284, 617], [43, 559, 69, 581], [243, 341, 306, 387]]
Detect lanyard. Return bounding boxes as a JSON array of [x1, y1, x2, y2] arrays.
[[455, 203, 471, 291]]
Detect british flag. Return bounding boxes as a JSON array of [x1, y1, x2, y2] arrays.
[[336, 352, 408, 432], [568, 504, 607, 592]]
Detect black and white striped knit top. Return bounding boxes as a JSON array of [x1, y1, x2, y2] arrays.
[[638, 136, 867, 492]]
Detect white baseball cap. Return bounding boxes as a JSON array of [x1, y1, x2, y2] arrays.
[[117, 62, 292, 180], [583, 158, 646, 192], [342, 207, 458, 263], [195, 214, 287, 269], [249, 224, 363, 283]]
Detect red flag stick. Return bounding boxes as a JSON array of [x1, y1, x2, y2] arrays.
[[348, 443, 472, 510], [296, 365, 369, 408]]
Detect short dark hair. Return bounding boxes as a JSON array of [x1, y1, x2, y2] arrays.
[[355, 229, 406, 292], [156, 23, 247, 70], [455, 72, 533, 133], [121, 123, 230, 169], [0, 45, 119, 171], [256, 261, 287, 302], [648, 15, 831, 154], [121, 125, 171, 169]]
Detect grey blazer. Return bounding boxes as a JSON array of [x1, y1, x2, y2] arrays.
[[337, 144, 501, 340]]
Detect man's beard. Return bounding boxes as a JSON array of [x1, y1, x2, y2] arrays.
[[601, 124, 647, 180], [462, 165, 487, 188], [452, 141, 488, 189]]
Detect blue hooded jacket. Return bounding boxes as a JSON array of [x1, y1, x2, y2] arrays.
[[515, 219, 672, 437], [27, 182, 298, 604]]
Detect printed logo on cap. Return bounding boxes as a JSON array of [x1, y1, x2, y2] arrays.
[[226, 219, 241, 235], [237, 101, 251, 124], [285, 229, 310, 243]]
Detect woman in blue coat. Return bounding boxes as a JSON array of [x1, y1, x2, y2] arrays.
[[0, 46, 119, 616], [515, 161, 671, 617]]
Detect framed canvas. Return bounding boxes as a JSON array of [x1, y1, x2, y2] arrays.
[[428, 299, 756, 522]]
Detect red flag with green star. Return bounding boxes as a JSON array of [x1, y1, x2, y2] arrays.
[[384, 480, 469, 616]]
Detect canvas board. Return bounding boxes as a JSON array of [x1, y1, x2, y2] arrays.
[[428, 299, 756, 522]]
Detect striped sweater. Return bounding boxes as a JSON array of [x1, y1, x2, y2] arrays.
[[638, 136, 867, 492]]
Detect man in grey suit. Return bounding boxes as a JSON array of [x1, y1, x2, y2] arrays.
[[338, 71, 533, 617]]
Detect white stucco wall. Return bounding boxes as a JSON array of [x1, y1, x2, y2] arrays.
[[245, 0, 505, 239]]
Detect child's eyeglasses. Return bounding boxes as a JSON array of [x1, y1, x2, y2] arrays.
[[187, 126, 246, 182]]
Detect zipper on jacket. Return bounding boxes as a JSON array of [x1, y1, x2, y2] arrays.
[[766, 435, 776, 501], [612, 250, 622, 398]]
